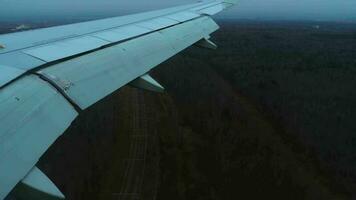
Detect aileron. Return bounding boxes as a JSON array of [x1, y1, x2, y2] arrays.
[[0, 75, 77, 199]]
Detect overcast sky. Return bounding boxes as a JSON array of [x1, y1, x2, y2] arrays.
[[0, 0, 355, 22]]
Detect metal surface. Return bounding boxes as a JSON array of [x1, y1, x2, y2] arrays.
[[23, 36, 109, 62], [190, 2, 220, 11], [0, 52, 45, 71], [130, 74, 165, 93], [93, 25, 151, 43], [166, 11, 200, 22], [136, 17, 178, 30], [0, 75, 77, 200], [0, 66, 25, 87], [38, 16, 217, 110], [0, 0, 228, 87], [159, 17, 219, 52], [20, 167, 65, 199], [195, 37, 218, 50], [197, 4, 225, 15], [38, 31, 176, 109]]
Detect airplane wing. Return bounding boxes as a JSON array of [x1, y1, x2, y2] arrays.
[[0, 0, 238, 199]]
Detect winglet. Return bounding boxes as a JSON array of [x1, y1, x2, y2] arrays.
[[130, 74, 165, 93], [13, 167, 65, 199]]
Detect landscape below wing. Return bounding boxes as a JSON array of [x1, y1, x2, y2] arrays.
[[0, 0, 238, 199]]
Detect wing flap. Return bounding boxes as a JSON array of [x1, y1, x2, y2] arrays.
[[0, 75, 77, 199], [36, 16, 217, 109], [37, 31, 176, 109]]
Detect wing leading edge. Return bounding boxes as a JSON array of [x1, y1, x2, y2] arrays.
[[0, 0, 238, 199]]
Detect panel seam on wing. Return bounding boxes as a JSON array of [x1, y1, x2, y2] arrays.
[[36, 72, 82, 112]]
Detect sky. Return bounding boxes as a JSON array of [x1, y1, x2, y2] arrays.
[[0, 0, 355, 22]]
